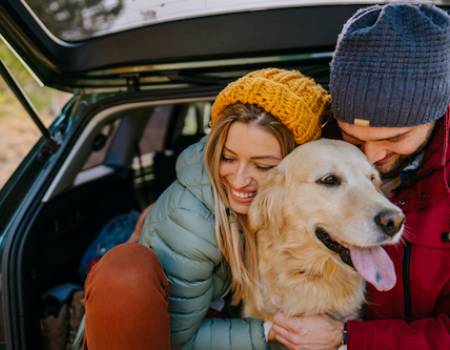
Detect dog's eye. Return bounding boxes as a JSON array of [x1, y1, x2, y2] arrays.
[[317, 174, 341, 187]]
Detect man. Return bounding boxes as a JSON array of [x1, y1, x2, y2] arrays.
[[270, 3, 450, 349]]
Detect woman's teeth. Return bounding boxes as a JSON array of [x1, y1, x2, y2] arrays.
[[231, 189, 256, 199]]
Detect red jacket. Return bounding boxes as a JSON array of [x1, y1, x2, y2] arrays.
[[348, 105, 450, 349]]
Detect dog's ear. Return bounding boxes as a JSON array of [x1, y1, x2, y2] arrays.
[[248, 166, 286, 234]]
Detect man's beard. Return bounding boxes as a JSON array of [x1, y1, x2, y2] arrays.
[[378, 126, 435, 180], [378, 153, 416, 179]]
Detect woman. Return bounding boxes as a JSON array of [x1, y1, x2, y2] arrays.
[[84, 68, 330, 349]]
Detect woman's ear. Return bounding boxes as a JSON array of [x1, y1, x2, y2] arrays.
[[247, 166, 286, 234]]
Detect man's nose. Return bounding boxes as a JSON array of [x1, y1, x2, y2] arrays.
[[361, 141, 387, 164]]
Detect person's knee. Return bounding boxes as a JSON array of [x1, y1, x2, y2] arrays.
[[85, 243, 167, 302], [84, 243, 170, 349]]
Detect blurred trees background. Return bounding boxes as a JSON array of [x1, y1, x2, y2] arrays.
[[0, 41, 71, 187], [26, 0, 123, 41], [0, 41, 70, 121], [0, 0, 123, 187]]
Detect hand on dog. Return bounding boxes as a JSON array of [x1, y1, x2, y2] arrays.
[[269, 312, 343, 350]]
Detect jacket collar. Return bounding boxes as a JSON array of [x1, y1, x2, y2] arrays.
[[416, 104, 450, 177], [383, 104, 450, 211], [176, 137, 215, 212], [392, 105, 450, 248]]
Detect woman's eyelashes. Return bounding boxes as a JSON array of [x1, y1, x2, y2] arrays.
[[221, 154, 274, 171], [255, 164, 275, 171], [221, 154, 235, 162]]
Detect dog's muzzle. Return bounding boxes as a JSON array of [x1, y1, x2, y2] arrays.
[[315, 227, 353, 268]]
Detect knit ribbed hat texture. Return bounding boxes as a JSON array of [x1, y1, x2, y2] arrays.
[[330, 3, 450, 127], [211, 68, 330, 144]]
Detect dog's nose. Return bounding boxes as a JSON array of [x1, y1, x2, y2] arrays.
[[374, 210, 405, 237]]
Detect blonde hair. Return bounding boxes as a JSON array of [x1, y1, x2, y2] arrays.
[[204, 103, 296, 303]]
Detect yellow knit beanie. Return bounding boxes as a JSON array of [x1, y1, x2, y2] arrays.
[[211, 68, 330, 144]]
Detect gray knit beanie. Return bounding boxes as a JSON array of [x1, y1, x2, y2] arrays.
[[330, 3, 450, 127]]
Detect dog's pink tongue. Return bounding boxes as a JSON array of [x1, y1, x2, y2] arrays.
[[350, 246, 396, 291]]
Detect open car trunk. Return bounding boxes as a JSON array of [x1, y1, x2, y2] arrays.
[[1, 35, 338, 347], [21, 171, 139, 347], [7, 87, 217, 349]]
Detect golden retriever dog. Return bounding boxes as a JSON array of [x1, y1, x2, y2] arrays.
[[244, 139, 404, 326]]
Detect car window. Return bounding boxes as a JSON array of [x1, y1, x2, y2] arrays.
[[24, 0, 342, 42], [133, 102, 210, 202], [0, 41, 71, 190], [74, 102, 211, 204], [182, 102, 211, 136], [139, 105, 173, 154]]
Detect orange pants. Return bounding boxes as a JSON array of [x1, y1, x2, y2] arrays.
[[85, 243, 170, 350]]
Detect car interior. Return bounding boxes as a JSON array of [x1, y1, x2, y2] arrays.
[[14, 53, 334, 347], [18, 97, 214, 348], [2, 43, 332, 348]]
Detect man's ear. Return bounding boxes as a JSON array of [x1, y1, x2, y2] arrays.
[[247, 166, 286, 235]]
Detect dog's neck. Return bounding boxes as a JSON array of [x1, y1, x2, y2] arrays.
[[244, 227, 366, 321]]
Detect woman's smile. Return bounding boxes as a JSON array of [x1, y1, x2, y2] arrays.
[[229, 187, 257, 202]]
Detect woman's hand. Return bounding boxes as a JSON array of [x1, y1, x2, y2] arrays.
[[269, 312, 344, 350]]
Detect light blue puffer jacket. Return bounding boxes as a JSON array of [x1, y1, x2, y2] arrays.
[[140, 138, 267, 350]]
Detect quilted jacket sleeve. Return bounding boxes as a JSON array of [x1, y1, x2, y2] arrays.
[[140, 181, 267, 350]]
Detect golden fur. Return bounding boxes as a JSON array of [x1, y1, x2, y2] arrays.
[[244, 139, 403, 322]]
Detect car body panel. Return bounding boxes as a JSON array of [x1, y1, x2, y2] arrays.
[[0, 1, 382, 90]]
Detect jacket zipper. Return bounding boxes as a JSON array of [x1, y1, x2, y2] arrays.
[[402, 242, 412, 321]]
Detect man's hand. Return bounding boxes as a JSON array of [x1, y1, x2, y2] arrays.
[[269, 312, 344, 350]]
